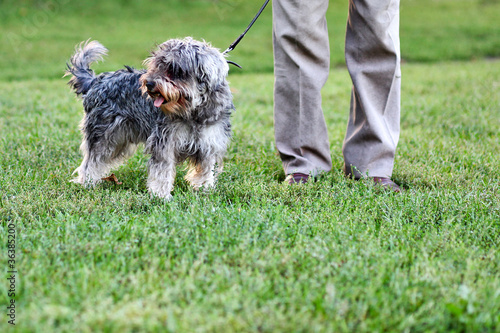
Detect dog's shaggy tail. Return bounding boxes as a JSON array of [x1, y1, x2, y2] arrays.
[[65, 40, 108, 96]]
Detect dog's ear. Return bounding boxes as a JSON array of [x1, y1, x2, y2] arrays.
[[196, 47, 229, 90]]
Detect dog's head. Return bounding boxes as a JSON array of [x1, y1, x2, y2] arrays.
[[140, 38, 229, 117]]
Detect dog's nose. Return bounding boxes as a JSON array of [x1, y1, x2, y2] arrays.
[[145, 81, 156, 91]]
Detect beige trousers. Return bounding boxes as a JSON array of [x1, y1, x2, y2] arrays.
[[273, 0, 401, 178]]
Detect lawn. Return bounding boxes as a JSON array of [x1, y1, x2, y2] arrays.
[[1, 0, 500, 332]]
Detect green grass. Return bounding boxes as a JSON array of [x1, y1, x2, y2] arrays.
[[1, 0, 500, 332]]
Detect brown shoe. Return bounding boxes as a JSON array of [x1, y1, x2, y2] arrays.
[[285, 173, 309, 184], [372, 177, 402, 193]]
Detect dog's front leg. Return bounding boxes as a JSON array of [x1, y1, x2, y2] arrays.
[[185, 155, 222, 191], [147, 152, 176, 200]]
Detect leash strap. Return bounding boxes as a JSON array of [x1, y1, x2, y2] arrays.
[[223, 0, 270, 55]]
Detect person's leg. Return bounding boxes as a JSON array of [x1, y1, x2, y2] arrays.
[[273, 0, 332, 178], [343, 0, 401, 179]]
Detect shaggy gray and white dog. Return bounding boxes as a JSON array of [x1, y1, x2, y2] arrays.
[[66, 38, 233, 199]]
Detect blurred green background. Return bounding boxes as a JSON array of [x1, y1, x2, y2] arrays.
[[1, 0, 500, 81]]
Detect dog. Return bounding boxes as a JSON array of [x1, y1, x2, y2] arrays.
[[65, 38, 234, 199]]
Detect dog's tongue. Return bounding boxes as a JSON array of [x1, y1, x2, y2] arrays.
[[154, 96, 165, 108]]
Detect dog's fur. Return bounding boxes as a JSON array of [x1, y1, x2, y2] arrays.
[[66, 38, 233, 199]]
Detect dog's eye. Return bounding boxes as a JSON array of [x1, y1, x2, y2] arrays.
[[166, 63, 187, 80]]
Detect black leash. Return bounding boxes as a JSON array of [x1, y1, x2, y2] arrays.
[[223, 0, 270, 68]]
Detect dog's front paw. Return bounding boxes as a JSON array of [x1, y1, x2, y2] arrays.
[[150, 191, 173, 201], [148, 182, 174, 201], [202, 179, 217, 191], [186, 177, 216, 192]]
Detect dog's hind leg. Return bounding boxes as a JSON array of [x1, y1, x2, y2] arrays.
[[71, 140, 114, 186], [72, 117, 138, 186]]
